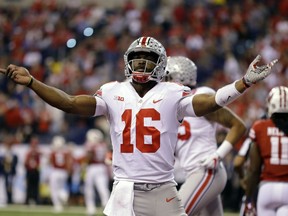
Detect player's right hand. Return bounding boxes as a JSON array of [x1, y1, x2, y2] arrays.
[[243, 202, 257, 216], [0, 64, 32, 86], [243, 55, 278, 87], [199, 152, 220, 170]]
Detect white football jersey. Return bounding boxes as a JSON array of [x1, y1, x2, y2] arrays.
[[94, 80, 194, 183], [175, 86, 218, 176]]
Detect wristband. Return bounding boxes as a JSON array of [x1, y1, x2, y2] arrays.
[[216, 140, 233, 159], [27, 76, 33, 87], [242, 77, 251, 89], [215, 81, 242, 107]]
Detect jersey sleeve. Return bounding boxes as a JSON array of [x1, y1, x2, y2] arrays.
[[94, 96, 108, 116], [249, 120, 261, 142], [93, 85, 109, 117], [177, 95, 196, 121], [238, 137, 252, 157]]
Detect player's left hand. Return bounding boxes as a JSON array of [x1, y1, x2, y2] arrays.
[[243, 55, 278, 87], [199, 152, 220, 170]]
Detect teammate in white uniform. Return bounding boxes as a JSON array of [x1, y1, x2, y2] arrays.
[[0, 36, 277, 216], [166, 56, 246, 216]]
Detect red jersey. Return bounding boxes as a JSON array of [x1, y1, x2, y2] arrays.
[[249, 118, 288, 182], [50, 149, 72, 170], [86, 142, 107, 165], [25, 149, 41, 171]]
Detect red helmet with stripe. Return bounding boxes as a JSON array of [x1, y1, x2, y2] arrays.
[[124, 37, 167, 83], [267, 86, 288, 118]]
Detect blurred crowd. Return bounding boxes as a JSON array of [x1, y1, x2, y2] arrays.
[[0, 0, 288, 212]]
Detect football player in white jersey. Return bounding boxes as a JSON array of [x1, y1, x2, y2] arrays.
[[0, 36, 277, 216], [166, 56, 247, 216]]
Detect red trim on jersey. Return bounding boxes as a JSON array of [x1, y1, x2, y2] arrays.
[[182, 90, 191, 97], [96, 89, 102, 96], [185, 169, 215, 214]]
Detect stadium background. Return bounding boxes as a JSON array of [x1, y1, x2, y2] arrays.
[[0, 0, 288, 215]]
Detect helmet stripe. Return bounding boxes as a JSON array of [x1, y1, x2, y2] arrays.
[[139, 37, 150, 46]]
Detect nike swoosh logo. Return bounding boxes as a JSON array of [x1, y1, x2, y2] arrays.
[[153, 99, 163, 104], [166, 196, 176, 202]]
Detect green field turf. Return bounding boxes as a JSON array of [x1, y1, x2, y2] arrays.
[[0, 205, 239, 216]]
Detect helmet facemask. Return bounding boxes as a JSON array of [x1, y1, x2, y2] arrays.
[[127, 51, 160, 83]]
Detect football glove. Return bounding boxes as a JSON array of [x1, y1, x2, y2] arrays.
[[243, 202, 257, 216], [200, 152, 220, 170], [243, 55, 278, 87], [240, 196, 257, 216]]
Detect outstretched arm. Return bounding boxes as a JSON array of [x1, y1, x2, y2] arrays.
[[192, 55, 278, 116], [0, 65, 96, 116]]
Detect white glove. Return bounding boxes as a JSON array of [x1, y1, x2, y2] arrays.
[[200, 152, 221, 170], [243, 55, 278, 87], [243, 203, 257, 216]]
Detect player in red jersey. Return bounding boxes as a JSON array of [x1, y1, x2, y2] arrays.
[[84, 129, 110, 216], [0, 36, 278, 216], [244, 86, 288, 216]]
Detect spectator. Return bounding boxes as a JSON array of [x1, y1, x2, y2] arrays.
[[24, 135, 41, 205], [0, 135, 18, 204]]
